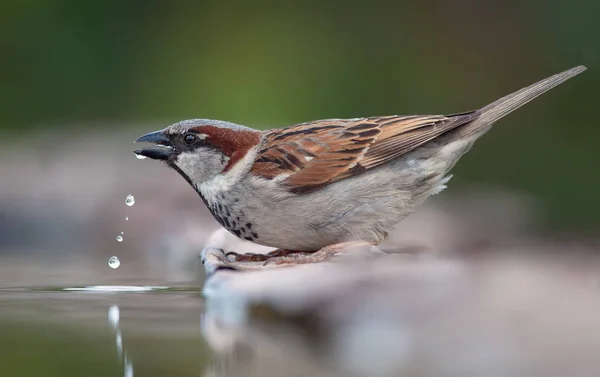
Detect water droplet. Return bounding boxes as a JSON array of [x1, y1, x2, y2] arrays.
[[116, 235, 123, 242], [135, 154, 146, 160], [108, 256, 120, 269], [125, 195, 135, 206], [120, 231, 124, 235], [125, 216, 129, 221]]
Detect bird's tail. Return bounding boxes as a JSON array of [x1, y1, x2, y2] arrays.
[[457, 65, 586, 138]]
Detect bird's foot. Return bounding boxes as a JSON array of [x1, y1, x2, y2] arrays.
[[203, 241, 379, 272], [201, 247, 276, 272], [263, 241, 375, 266], [225, 249, 303, 262]]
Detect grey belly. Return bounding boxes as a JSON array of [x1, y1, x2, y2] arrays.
[[239, 162, 445, 251]]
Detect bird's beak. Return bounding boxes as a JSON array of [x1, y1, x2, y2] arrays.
[[133, 130, 174, 161]]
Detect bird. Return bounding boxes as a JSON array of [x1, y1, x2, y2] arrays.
[[135, 66, 586, 268]]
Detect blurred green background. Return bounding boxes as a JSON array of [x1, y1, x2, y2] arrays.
[[1, 0, 598, 229], [0, 3, 599, 376]]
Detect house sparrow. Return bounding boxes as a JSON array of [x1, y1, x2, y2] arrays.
[[135, 66, 586, 268]]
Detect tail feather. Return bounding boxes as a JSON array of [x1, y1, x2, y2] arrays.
[[460, 65, 586, 137]]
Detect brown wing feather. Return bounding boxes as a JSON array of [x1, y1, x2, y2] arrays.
[[251, 113, 476, 193], [358, 114, 476, 170]]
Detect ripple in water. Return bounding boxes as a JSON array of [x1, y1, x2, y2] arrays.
[[62, 285, 168, 292]]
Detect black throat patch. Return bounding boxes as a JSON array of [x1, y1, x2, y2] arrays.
[[169, 163, 259, 242]]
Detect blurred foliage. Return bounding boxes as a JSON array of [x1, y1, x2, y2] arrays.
[[0, 0, 598, 229]]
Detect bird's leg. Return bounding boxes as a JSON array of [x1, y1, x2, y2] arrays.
[[264, 240, 375, 266], [225, 249, 306, 262], [203, 241, 380, 272]]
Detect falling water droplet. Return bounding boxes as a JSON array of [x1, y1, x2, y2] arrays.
[[125, 195, 135, 206], [108, 256, 120, 269], [135, 154, 146, 160], [125, 216, 129, 221], [120, 231, 124, 235], [116, 235, 123, 242]]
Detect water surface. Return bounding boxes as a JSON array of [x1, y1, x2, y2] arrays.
[[0, 287, 210, 377]]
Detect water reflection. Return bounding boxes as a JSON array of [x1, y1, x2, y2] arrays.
[[3, 253, 599, 377], [197, 256, 600, 377], [200, 298, 341, 377], [0, 289, 208, 377], [124, 359, 134, 377], [108, 305, 133, 376]]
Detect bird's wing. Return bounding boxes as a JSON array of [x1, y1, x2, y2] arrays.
[[251, 113, 475, 193]]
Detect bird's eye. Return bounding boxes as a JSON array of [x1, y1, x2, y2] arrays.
[[184, 133, 197, 144]]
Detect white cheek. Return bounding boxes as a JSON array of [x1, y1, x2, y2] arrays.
[[175, 152, 204, 182]]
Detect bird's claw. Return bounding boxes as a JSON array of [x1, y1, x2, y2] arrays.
[[203, 241, 376, 272], [225, 251, 274, 262], [262, 250, 335, 266]]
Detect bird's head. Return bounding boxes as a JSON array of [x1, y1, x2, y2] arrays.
[[134, 119, 260, 186]]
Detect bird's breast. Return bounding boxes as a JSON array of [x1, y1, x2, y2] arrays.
[[197, 189, 260, 243]]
